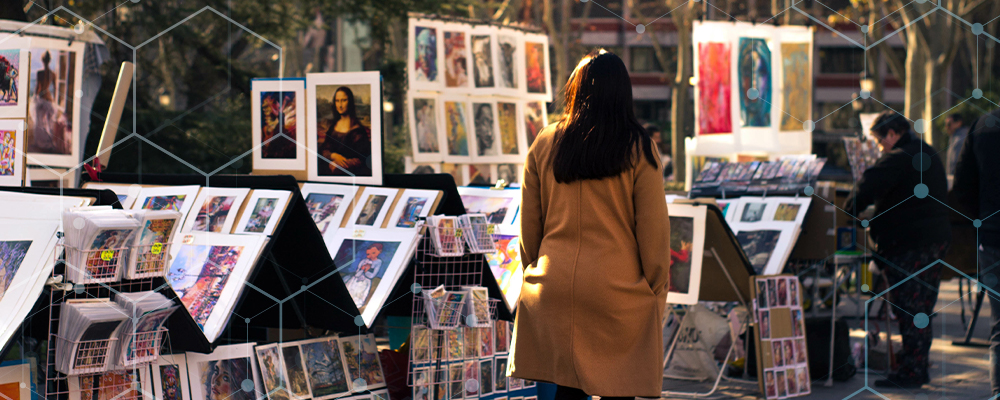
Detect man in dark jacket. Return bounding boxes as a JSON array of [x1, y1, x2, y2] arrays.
[[952, 109, 1000, 396], [845, 111, 951, 388]]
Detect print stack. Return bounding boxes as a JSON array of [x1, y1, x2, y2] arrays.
[[302, 182, 443, 327], [422, 285, 491, 329], [690, 156, 826, 198], [752, 275, 810, 399], [61, 208, 142, 284], [427, 214, 496, 257], [410, 320, 536, 400], [113, 291, 178, 367], [720, 196, 809, 275], [406, 16, 552, 185]]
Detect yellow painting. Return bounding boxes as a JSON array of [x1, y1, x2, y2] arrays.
[[780, 43, 811, 131]]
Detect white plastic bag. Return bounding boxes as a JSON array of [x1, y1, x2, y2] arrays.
[[663, 304, 730, 381]]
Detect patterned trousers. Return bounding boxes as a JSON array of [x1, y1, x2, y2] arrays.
[[875, 241, 949, 381]]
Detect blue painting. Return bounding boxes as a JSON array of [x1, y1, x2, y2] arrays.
[[739, 38, 772, 127], [332, 239, 403, 310]]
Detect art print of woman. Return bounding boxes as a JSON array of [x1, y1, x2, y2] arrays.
[[200, 359, 253, 400], [414, 27, 438, 82], [344, 243, 384, 308], [29, 50, 71, 155], [318, 86, 372, 177], [260, 92, 296, 159]]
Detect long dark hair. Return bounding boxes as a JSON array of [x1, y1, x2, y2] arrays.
[[332, 86, 361, 129], [553, 50, 657, 183]]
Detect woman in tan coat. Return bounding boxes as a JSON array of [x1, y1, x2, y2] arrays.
[[508, 50, 671, 399]]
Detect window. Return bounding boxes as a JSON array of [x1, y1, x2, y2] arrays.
[[630, 47, 673, 73], [818, 47, 864, 74]]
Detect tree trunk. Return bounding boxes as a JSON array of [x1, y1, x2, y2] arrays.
[[903, 33, 925, 121], [670, 3, 694, 182]]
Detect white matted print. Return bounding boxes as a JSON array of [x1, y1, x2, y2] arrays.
[[0, 49, 29, 119], [152, 354, 191, 400], [441, 23, 473, 92], [764, 197, 811, 225], [438, 95, 473, 163], [181, 188, 251, 233], [324, 228, 419, 327], [338, 334, 386, 390], [0, 119, 26, 187], [306, 72, 383, 185], [251, 79, 307, 171], [523, 100, 548, 149], [408, 93, 442, 163], [736, 199, 768, 223], [408, 18, 444, 92], [469, 99, 501, 163], [494, 28, 523, 97], [186, 343, 261, 400], [731, 222, 800, 275], [386, 189, 441, 229], [132, 185, 202, 220], [457, 186, 520, 230], [346, 187, 400, 228], [233, 190, 291, 235], [469, 26, 497, 91], [0, 222, 60, 369], [0, 362, 32, 400], [522, 33, 552, 102], [665, 204, 707, 305], [12, 37, 86, 168], [168, 233, 267, 342], [300, 183, 359, 236], [496, 101, 526, 161]]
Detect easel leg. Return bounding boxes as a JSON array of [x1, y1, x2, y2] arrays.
[[952, 288, 989, 347]]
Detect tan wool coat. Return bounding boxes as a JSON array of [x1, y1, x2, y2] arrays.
[[508, 125, 671, 397]]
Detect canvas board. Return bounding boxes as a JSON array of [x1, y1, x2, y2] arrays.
[[344, 187, 401, 228], [665, 204, 707, 305], [306, 72, 383, 185], [0, 119, 26, 187], [167, 233, 267, 342], [300, 183, 359, 237], [408, 19, 445, 92], [152, 354, 192, 400], [186, 343, 262, 400], [233, 189, 291, 235], [252, 79, 307, 172], [324, 228, 419, 327], [181, 187, 251, 234]]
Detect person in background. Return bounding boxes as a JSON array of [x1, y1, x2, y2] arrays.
[[844, 110, 950, 389], [644, 124, 673, 182], [510, 50, 670, 400], [951, 108, 1000, 397], [945, 113, 970, 188]]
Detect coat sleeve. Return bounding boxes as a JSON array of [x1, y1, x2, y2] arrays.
[[520, 143, 544, 268], [844, 150, 905, 216], [951, 124, 980, 217], [634, 145, 671, 295]]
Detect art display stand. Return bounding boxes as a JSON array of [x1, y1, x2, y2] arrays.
[[662, 204, 756, 398], [86, 172, 364, 353]]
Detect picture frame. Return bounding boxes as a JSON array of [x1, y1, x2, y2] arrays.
[[385, 189, 442, 229], [408, 18, 445, 92], [456, 186, 520, 232], [324, 228, 420, 327], [0, 49, 29, 119], [251, 78, 307, 172], [306, 72, 383, 185], [522, 100, 548, 149], [345, 187, 401, 228], [438, 95, 473, 163], [0, 119, 26, 187], [441, 22, 473, 93], [494, 28, 524, 98], [338, 334, 386, 390], [0, 221, 60, 353], [521, 32, 552, 102], [186, 343, 262, 400], [300, 183, 359, 237], [232, 189, 291, 235], [665, 204, 707, 305], [152, 354, 191, 400], [469, 25, 498, 91], [181, 187, 251, 234], [168, 233, 267, 342], [731, 222, 801, 275], [295, 336, 352, 399], [0, 360, 32, 400], [3, 37, 86, 168], [408, 93, 443, 163]]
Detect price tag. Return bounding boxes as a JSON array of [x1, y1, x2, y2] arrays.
[[151, 243, 164, 255], [487, 225, 495, 235], [455, 228, 463, 238], [353, 229, 366, 238], [100, 250, 115, 262]]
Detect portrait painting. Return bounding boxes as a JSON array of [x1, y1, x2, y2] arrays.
[[524, 35, 550, 98], [494, 320, 509, 353], [195, 358, 255, 400], [444, 29, 469, 89], [25, 40, 85, 168], [697, 42, 732, 134], [777, 278, 788, 306], [307, 72, 383, 185], [339, 335, 386, 388], [738, 37, 772, 127], [413, 26, 439, 84], [473, 101, 497, 157], [524, 101, 546, 147], [441, 98, 471, 161], [776, 370, 786, 397], [252, 79, 306, 171], [756, 280, 767, 309], [497, 32, 519, 91], [781, 43, 811, 131], [280, 345, 310, 398], [479, 325, 494, 357], [410, 96, 441, 162], [471, 33, 495, 88], [765, 370, 776, 398], [759, 310, 770, 338], [494, 357, 508, 392]]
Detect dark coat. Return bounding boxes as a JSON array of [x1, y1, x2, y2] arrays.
[[952, 109, 1000, 247]]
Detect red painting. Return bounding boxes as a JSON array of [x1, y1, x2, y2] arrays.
[[697, 42, 732, 134]]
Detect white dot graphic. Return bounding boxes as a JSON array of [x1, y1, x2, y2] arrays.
[[636, 24, 645, 34]]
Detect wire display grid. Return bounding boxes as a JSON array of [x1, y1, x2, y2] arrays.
[[425, 222, 499, 257], [62, 245, 132, 284], [121, 328, 168, 366], [44, 271, 169, 400], [128, 243, 173, 279], [54, 335, 119, 375]]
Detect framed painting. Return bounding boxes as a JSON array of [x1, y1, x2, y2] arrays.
[[664, 204, 707, 305], [251, 79, 307, 172], [408, 18, 444, 92], [438, 95, 473, 163], [385, 189, 442, 229], [306, 72, 383, 185], [408, 94, 443, 163], [186, 343, 262, 400], [456, 186, 520, 231], [522, 32, 552, 102], [441, 22, 473, 92]]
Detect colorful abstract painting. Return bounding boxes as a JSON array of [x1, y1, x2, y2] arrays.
[[697, 42, 732, 134], [781, 43, 810, 131], [738, 38, 772, 127]]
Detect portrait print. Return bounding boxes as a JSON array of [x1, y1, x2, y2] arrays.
[[414, 26, 439, 83], [479, 359, 493, 395], [473, 102, 497, 157], [197, 358, 254, 400], [315, 84, 373, 177], [412, 97, 439, 154], [395, 197, 427, 228], [497, 164, 518, 185], [471, 35, 495, 88], [28, 47, 77, 156], [443, 100, 470, 158], [332, 239, 402, 310], [444, 31, 468, 88], [497, 33, 518, 90], [524, 39, 548, 95]]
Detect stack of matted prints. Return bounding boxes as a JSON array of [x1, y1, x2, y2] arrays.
[[405, 16, 553, 186], [715, 196, 810, 276], [301, 182, 443, 328], [751, 275, 810, 399], [410, 320, 537, 400]]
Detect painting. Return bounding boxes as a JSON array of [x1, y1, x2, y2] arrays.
[[183, 188, 249, 234], [494, 320, 509, 353], [494, 357, 508, 392], [0, 120, 24, 186], [467, 164, 492, 185], [471, 33, 495, 88], [458, 187, 521, 228], [497, 32, 519, 91], [740, 202, 766, 222], [301, 183, 358, 236], [307, 72, 383, 185], [665, 204, 707, 305], [479, 325, 494, 357], [479, 359, 494, 396], [413, 25, 439, 84], [773, 203, 801, 222], [24, 40, 85, 168], [497, 164, 519, 185], [73, 370, 142, 400], [255, 345, 290, 400], [442, 98, 471, 161], [280, 345, 310, 399], [738, 38, 772, 127], [524, 35, 549, 98], [355, 195, 387, 226], [251, 79, 306, 171], [0, 241, 30, 300], [193, 197, 236, 232], [333, 238, 401, 309], [394, 197, 426, 228], [473, 101, 497, 157], [413, 368, 430, 400], [486, 235, 522, 310], [187, 344, 260, 400], [697, 42, 732, 134], [235, 190, 290, 235], [444, 30, 469, 88], [736, 230, 780, 274], [498, 102, 519, 155], [339, 335, 386, 389], [524, 101, 546, 147], [0, 49, 28, 118], [781, 43, 811, 131], [153, 355, 190, 400], [410, 96, 440, 162], [0, 223, 60, 360]]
